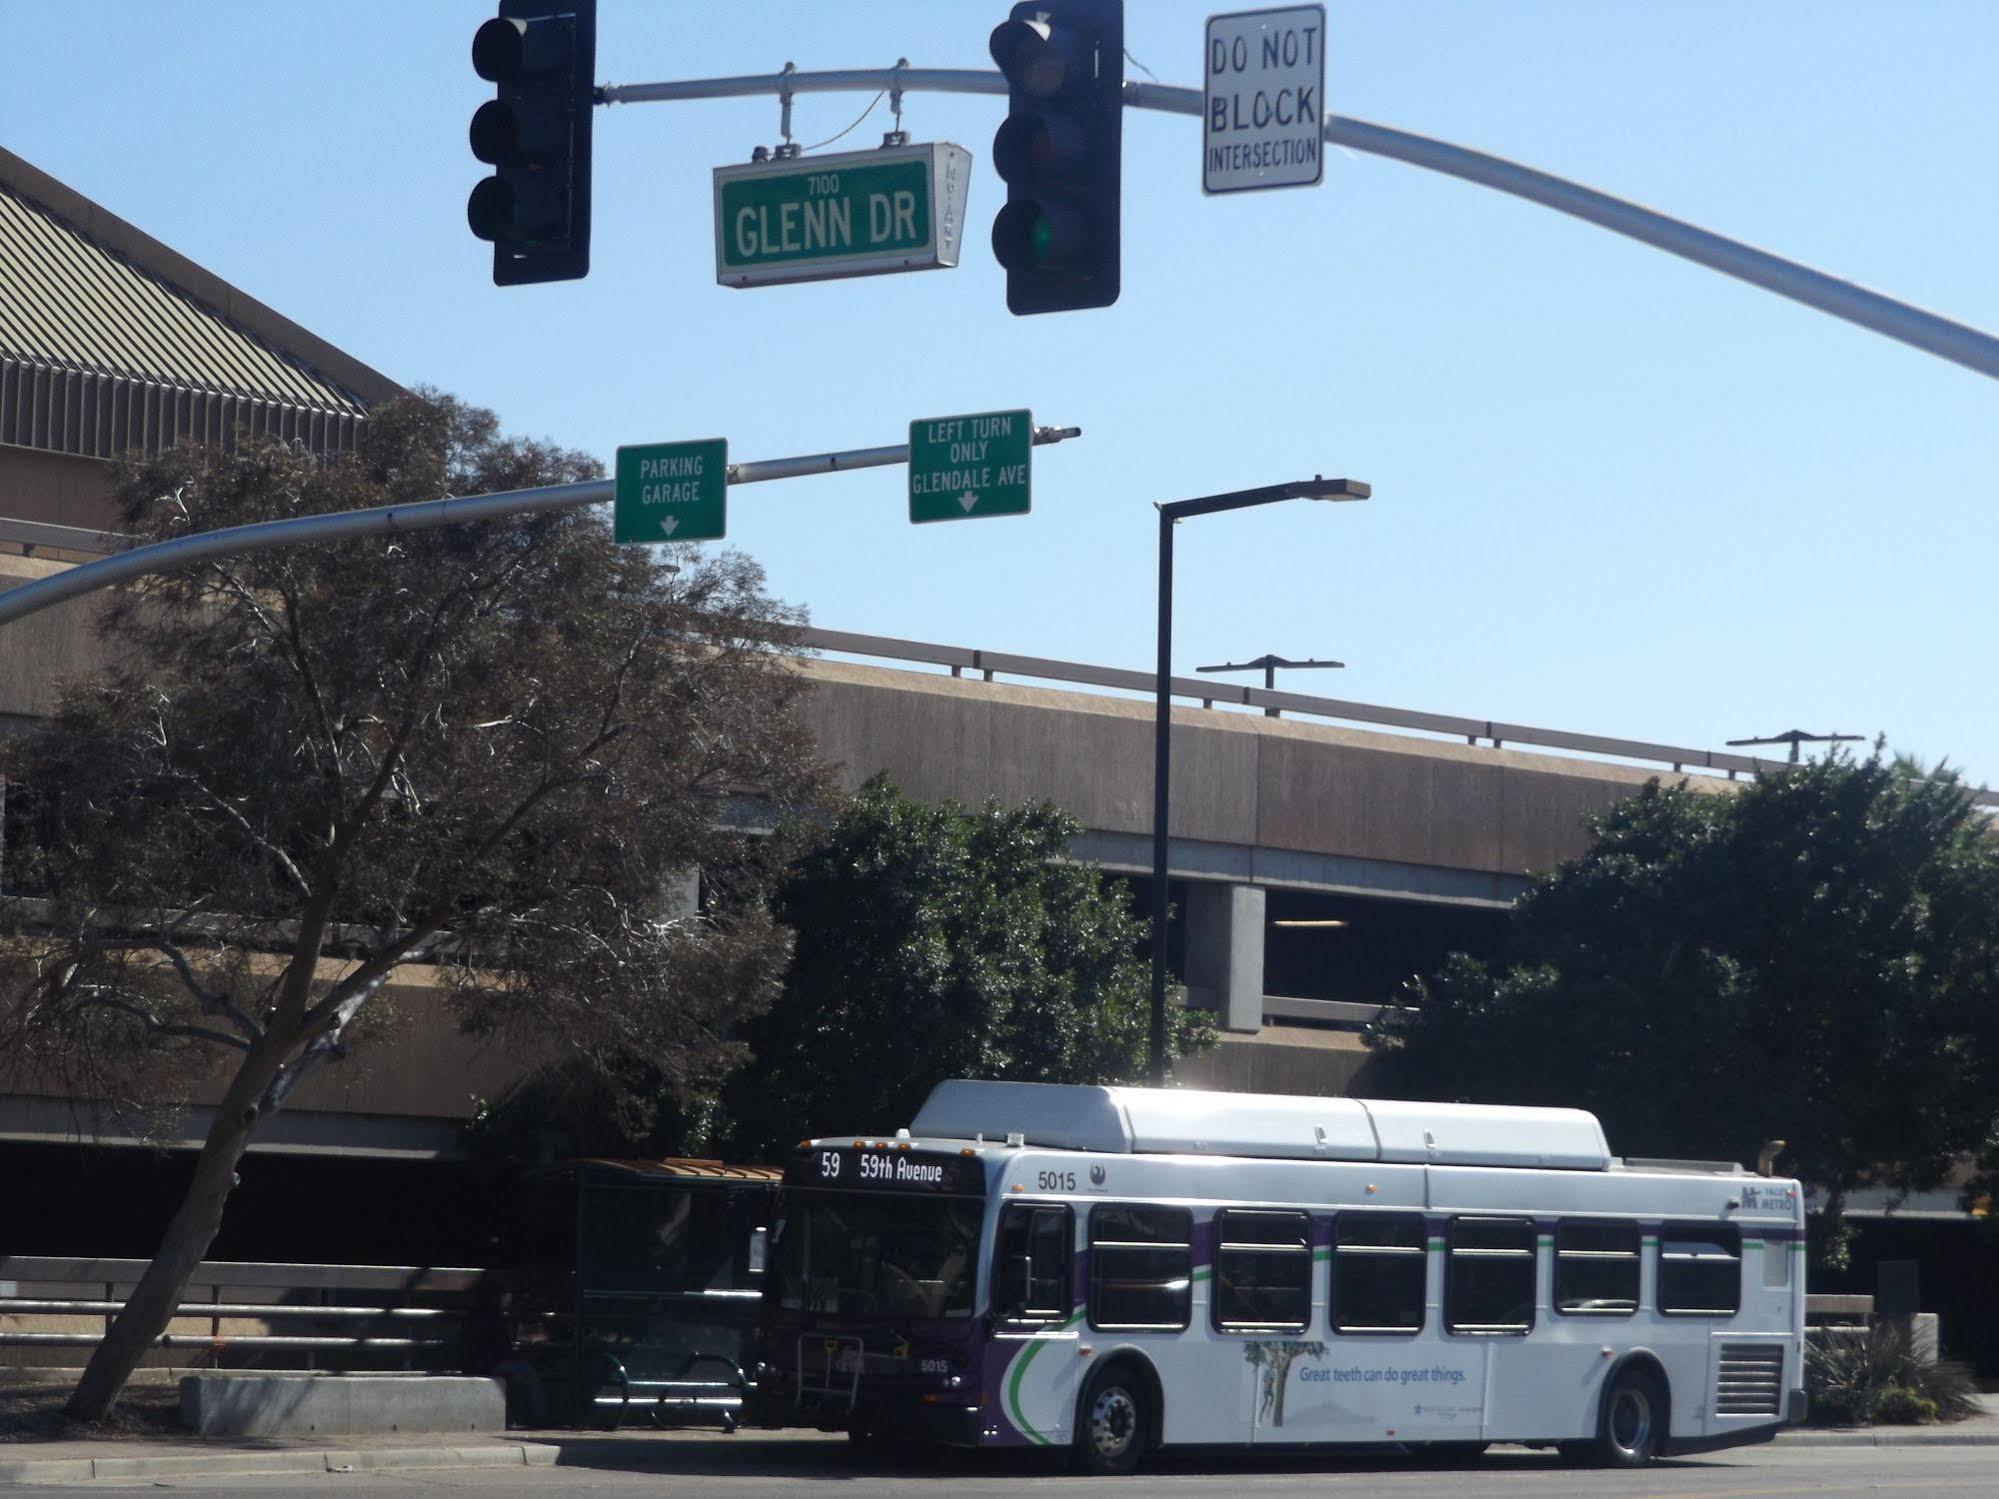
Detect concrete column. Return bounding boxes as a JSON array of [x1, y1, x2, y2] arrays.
[[1184, 882, 1266, 1034]]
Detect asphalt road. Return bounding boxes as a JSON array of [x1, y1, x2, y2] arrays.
[[6, 1437, 1997, 1497]]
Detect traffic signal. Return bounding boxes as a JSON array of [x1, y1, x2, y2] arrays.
[[988, 0, 1123, 315], [467, 0, 596, 285]]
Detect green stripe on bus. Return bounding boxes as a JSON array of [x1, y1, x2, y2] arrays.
[[1005, 1307, 1086, 1447]]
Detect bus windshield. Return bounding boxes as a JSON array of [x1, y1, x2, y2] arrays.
[[773, 1190, 982, 1321]]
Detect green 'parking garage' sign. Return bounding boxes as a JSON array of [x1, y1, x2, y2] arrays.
[[614, 439, 728, 544]]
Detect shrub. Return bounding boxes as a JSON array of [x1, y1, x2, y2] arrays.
[[1806, 1323, 1979, 1425], [1870, 1386, 1939, 1425]]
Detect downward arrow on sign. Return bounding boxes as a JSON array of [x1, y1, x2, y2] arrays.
[[958, 492, 979, 513], [660, 515, 679, 537]]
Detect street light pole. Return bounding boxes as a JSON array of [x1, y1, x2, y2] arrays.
[[1147, 477, 1371, 1084]]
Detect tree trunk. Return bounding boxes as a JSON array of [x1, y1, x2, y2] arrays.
[[1813, 1181, 1852, 1275], [63, 1055, 278, 1421]]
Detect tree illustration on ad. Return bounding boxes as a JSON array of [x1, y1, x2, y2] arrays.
[[1243, 1340, 1327, 1427]]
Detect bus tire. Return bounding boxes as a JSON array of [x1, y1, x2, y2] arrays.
[[1074, 1361, 1150, 1476], [1588, 1366, 1667, 1468]]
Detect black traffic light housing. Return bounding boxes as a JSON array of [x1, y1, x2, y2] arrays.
[[989, 0, 1123, 315], [467, 0, 596, 285]]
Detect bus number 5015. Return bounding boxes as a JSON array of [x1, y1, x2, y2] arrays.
[[1037, 1170, 1076, 1192]]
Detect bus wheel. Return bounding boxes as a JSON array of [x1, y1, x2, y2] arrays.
[[1591, 1367, 1666, 1467], [1075, 1363, 1150, 1476]]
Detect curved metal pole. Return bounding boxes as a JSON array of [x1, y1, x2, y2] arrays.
[[605, 67, 1999, 381], [0, 480, 611, 628], [0, 427, 1087, 627]]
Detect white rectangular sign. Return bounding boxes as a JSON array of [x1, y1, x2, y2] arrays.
[[1204, 5, 1327, 194]]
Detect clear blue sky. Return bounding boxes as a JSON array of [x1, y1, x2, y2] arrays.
[[6, 3, 1996, 782]]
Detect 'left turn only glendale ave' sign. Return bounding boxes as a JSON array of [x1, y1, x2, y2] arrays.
[[614, 439, 728, 544]]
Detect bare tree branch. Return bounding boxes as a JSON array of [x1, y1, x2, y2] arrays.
[[75, 994, 250, 1053], [138, 936, 262, 1042]]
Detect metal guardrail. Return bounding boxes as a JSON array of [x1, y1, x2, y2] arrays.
[[0, 518, 133, 557], [803, 626, 1999, 808], [1261, 996, 1389, 1027], [5, 525, 1986, 806], [0, 1256, 480, 1368]]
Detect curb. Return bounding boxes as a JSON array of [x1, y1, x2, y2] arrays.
[[1779, 1429, 1999, 1448], [0, 1441, 558, 1486]]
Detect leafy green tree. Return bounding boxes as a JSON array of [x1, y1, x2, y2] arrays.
[[723, 774, 1212, 1159], [0, 393, 823, 1419], [1370, 755, 1999, 1253]]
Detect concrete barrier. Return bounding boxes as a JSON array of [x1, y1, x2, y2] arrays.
[[179, 1374, 504, 1437]]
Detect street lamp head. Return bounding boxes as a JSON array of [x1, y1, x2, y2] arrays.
[[1298, 475, 1370, 502]]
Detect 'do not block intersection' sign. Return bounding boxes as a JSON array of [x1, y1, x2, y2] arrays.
[[1204, 5, 1327, 195]]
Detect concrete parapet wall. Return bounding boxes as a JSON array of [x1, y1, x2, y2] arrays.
[[0, 551, 119, 719], [179, 1375, 504, 1437], [797, 657, 1721, 879]]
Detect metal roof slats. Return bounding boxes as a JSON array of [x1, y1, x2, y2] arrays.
[[0, 173, 372, 464]]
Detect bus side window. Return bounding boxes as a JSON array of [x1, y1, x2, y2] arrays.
[[1330, 1211, 1425, 1334], [1553, 1219, 1639, 1316], [995, 1204, 1072, 1325], [1088, 1204, 1193, 1332], [1762, 1237, 1792, 1289], [1446, 1216, 1535, 1335], [1212, 1208, 1312, 1333], [1658, 1223, 1742, 1316]]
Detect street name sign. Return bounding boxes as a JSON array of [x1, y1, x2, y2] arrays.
[[1204, 5, 1327, 194], [713, 142, 972, 288], [908, 410, 1032, 524], [614, 438, 727, 543]]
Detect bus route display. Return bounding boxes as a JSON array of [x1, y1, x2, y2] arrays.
[[784, 1144, 985, 1195]]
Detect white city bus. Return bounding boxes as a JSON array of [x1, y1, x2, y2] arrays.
[[759, 1080, 1805, 1474]]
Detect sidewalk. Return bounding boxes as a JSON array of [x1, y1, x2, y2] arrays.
[[1776, 1388, 1999, 1448], [0, 1432, 559, 1487], [3, 1401, 1996, 1485]]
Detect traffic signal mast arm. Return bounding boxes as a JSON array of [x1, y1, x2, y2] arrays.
[[0, 427, 1083, 630], [595, 67, 1999, 381]]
